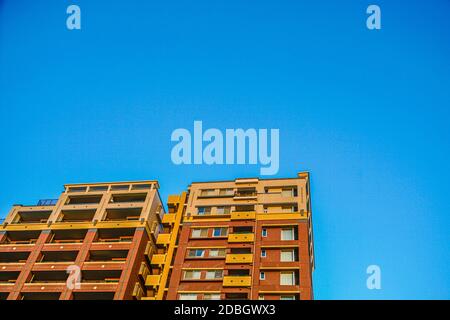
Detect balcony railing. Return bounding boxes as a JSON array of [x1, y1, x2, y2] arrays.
[[222, 276, 252, 287], [37, 199, 58, 206], [228, 233, 255, 243], [225, 254, 253, 264], [145, 275, 161, 287], [234, 192, 257, 198], [150, 254, 166, 265], [230, 211, 256, 220], [156, 233, 171, 245], [162, 214, 176, 224]]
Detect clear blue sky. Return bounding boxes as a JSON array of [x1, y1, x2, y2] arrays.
[[1, 0, 449, 299]]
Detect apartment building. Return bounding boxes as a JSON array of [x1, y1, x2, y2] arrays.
[[0, 172, 314, 300], [0, 181, 164, 300], [166, 172, 314, 300]]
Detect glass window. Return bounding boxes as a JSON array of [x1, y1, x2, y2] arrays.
[[281, 228, 294, 240], [282, 206, 295, 213], [260, 271, 265, 280], [213, 227, 228, 237], [261, 249, 267, 257], [204, 294, 221, 300], [262, 228, 267, 237], [191, 228, 208, 238], [201, 189, 216, 196], [183, 270, 201, 280], [205, 270, 223, 279], [280, 295, 296, 300], [209, 249, 226, 257], [281, 188, 294, 197], [216, 206, 231, 215], [188, 249, 205, 257], [197, 207, 211, 215], [219, 189, 234, 196], [280, 272, 295, 285], [281, 250, 295, 262], [179, 293, 198, 300], [258, 295, 265, 300]]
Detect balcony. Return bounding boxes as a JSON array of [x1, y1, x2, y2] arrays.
[[150, 254, 166, 265], [228, 233, 254, 243], [138, 262, 150, 280], [96, 228, 135, 243], [81, 270, 122, 284], [104, 208, 141, 221], [167, 195, 180, 205], [234, 189, 257, 200], [225, 254, 253, 264], [133, 282, 144, 300], [145, 274, 161, 287], [1, 230, 41, 245], [222, 276, 252, 287], [162, 214, 176, 224], [11, 210, 52, 225], [230, 211, 256, 220], [156, 233, 171, 246]]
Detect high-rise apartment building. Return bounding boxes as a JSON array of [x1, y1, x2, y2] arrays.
[[0, 181, 164, 300], [165, 172, 314, 300], [0, 172, 314, 300]]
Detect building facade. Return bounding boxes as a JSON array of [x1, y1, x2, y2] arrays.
[[0, 172, 314, 300], [165, 172, 314, 300], [0, 181, 164, 300]]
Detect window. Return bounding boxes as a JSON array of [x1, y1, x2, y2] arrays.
[[281, 188, 294, 197], [262, 228, 267, 237], [280, 249, 295, 262], [205, 270, 223, 280], [281, 228, 294, 240], [280, 272, 295, 285], [183, 270, 201, 280], [179, 293, 198, 300], [200, 189, 216, 196], [204, 294, 221, 300], [197, 207, 211, 215], [219, 189, 234, 196], [191, 229, 208, 238], [260, 271, 265, 280], [209, 249, 226, 257], [261, 249, 267, 258], [282, 206, 295, 213], [216, 206, 231, 215], [258, 295, 265, 300], [280, 295, 296, 300], [188, 249, 205, 258], [213, 227, 228, 237]]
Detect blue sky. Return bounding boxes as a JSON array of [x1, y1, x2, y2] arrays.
[[1, 0, 449, 299]]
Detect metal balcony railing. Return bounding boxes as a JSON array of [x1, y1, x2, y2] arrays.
[[37, 199, 58, 206]]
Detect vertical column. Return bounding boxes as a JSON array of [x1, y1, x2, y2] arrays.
[[48, 193, 68, 224], [166, 224, 190, 299], [93, 192, 110, 222], [114, 227, 148, 300], [139, 190, 154, 221], [7, 230, 52, 300], [59, 228, 97, 300]]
